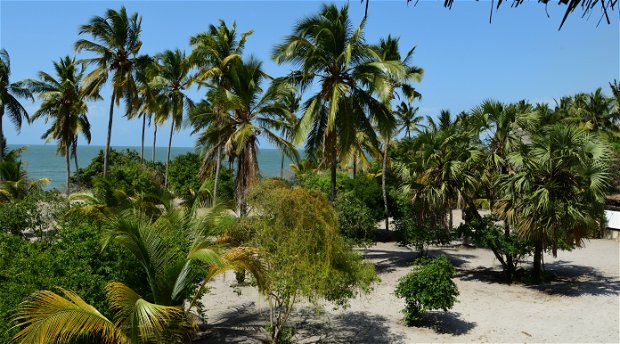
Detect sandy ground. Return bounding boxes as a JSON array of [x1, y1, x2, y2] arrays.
[[197, 238, 620, 344]]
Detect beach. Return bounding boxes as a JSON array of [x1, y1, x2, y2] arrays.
[[199, 239, 620, 343]]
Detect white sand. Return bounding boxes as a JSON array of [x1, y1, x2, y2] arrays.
[[197, 239, 620, 343]]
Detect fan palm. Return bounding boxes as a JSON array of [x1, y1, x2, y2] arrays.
[[27, 56, 98, 194], [75, 6, 142, 177], [192, 58, 297, 214], [151, 49, 194, 187], [273, 3, 402, 202], [496, 125, 614, 279], [0, 49, 33, 158]]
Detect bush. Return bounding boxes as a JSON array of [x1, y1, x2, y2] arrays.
[[0, 212, 147, 342], [395, 256, 459, 324], [396, 218, 452, 253], [335, 192, 377, 243], [167, 152, 201, 198], [73, 149, 164, 192]]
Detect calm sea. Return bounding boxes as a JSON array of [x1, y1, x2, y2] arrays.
[[7, 144, 295, 190]]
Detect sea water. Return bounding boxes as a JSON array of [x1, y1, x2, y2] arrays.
[[7, 144, 295, 190]]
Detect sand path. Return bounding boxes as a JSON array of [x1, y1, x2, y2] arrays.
[[197, 239, 620, 343]]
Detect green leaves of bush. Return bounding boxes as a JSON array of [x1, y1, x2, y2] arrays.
[[395, 256, 459, 325]]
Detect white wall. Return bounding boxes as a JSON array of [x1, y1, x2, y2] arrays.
[[605, 210, 620, 230]]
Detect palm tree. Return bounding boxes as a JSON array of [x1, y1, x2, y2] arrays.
[[396, 101, 423, 139], [0, 49, 33, 158], [189, 20, 252, 205], [192, 58, 297, 214], [273, 3, 402, 202], [27, 56, 97, 195], [340, 130, 381, 178], [370, 35, 423, 231], [151, 49, 194, 187], [496, 125, 614, 280], [0, 147, 49, 203], [75, 6, 142, 177], [129, 55, 158, 162]]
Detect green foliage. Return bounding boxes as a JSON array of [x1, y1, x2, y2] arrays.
[[167, 152, 201, 198], [0, 208, 147, 342], [395, 256, 459, 325], [334, 193, 377, 243], [73, 148, 164, 191], [457, 216, 533, 265], [0, 196, 40, 235], [396, 218, 452, 253], [241, 180, 377, 342]]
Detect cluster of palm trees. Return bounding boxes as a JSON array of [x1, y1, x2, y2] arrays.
[[395, 90, 619, 280]]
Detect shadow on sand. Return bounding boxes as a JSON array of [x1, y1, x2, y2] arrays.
[[361, 244, 474, 274], [195, 304, 406, 344], [416, 311, 476, 336]]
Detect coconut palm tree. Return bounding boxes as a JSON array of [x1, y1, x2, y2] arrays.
[[370, 35, 423, 231], [189, 20, 252, 205], [150, 49, 194, 187], [273, 3, 402, 202], [27, 56, 98, 195], [192, 58, 297, 214], [340, 130, 381, 178], [0, 49, 33, 158], [75, 6, 142, 177], [128, 55, 158, 162], [496, 125, 614, 280], [396, 101, 423, 139]]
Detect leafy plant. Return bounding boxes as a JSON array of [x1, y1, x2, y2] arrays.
[[395, 256, 459, 325]]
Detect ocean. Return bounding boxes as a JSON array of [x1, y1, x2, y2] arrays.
[[7, 144, 295, 190]]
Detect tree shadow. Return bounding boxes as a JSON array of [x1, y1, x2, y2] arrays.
[[293, 308, 407, 344], [416, 311, 477, 336], [362, 245, 475, 274], [195, 304, 406, 343], [525, 260, 620, 297]]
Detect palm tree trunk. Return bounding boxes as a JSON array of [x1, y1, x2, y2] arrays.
[[165, 119, 174, 187], [0, 108, 5, 158], [73, 141, 79, 190], [533, 239, 543, 281], [103, 92, 115, 178], [152, 123, 157, 162], [353, 155, 357, 178], [213, 146, 222, 205], [140, 114, 146, 161], [280, 152, 284, 178], [330, 142, 337, 203], [65, 144, 71, 195], [382, 136, 390, 231]]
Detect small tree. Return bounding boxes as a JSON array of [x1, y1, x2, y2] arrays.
[[395, 256, 458, 325], [242, 180, 377, 343]]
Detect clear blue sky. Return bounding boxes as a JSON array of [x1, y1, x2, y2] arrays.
[[1, 0, 618, 148]]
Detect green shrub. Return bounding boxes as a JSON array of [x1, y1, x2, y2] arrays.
[[396, 218, 452, 253], [0, 198, 39, 235], [395, 256, 459, 325], [335, 192, 377, 243], [167, 152, 201, 198]]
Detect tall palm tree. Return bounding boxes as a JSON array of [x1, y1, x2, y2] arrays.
[[0, 49, 33, 158], [273, 3, 402, 202], [189, 20, 252, 204], [128, 55, 158, 162], [75, 6, 142, 177], [27, 56, 98, 195], [192, 58, 297, 214], [370, 35, 423, 231], [151, 49, 194, 187], [396, 101, 422, 139]]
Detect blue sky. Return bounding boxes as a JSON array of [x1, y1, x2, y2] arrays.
[[1, 0, 618, 148]]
